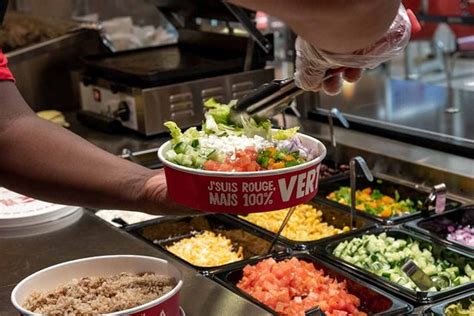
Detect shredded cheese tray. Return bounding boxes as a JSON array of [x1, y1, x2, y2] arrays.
[[240, 204, 349, 241], [165, 230, 243, 267]]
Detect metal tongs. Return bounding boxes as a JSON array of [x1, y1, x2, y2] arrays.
[[230, 78, 303, 125], [229, 69, 346, 125], [402, 260, 450, 291]]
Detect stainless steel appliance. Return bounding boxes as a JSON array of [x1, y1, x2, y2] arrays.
[[78, 1, 274, 136], [3, 13, 106, 111]]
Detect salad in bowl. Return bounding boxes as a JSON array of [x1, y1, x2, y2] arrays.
[[158, 99, 326, 213], [164, 99, 318, 172]]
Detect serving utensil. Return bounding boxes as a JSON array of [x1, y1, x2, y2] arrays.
[[229, 69, 346, 125], [402, 259, 450, 291], [267, 206, 296, 254], [328, 108, 349, 167], [350, 156, 374, 230], [422, 183, 447, 215]]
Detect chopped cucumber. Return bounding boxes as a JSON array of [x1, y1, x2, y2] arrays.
[[465, 264, 473, 277], [331, 233, 473, 292]]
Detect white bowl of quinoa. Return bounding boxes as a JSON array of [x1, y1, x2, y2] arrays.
[[11, 255, 183, 316]]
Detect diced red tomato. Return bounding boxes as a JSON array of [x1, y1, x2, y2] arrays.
[[203, 147, 262, 172], [237, 258, 366, 316]]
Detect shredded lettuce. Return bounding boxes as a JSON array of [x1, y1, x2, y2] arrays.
[[202, 98, 272, 139], [164, 121, 183, 144], [240, 116, 271, 139], [204, 98, 232, 125], [164, 99, 303, 169], [273, 127, 300, 140], [182, 126, 202, 140]]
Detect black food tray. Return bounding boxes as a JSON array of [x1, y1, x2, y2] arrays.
[[82, 43, 245, 87], [128, 214, 287, 272], [318, 158, 349, 182], [317, 175, 461, 225], [122, 149, 163, 170], [213, 252, 413, 315], [426, 292, 474, 315], [319, 227, 474, 305], [230, 199, 375, 250], [405, 205, 474, 253]]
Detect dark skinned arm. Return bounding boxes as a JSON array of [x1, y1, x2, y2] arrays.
[[228, 0, 401, 54], [0, 81, 195, 216]]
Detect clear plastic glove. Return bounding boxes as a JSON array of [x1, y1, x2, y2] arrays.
[[295, 4, 411, 95]]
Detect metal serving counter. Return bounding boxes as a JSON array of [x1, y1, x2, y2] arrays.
[[1, 113, 472, 315], [312, 74, 474, 158], [0, 210, 271, 315], [64, 112, 168, 155], [67, 110, 473, 198]]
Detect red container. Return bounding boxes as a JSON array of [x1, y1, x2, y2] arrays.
[[11, 255, 183, 316], [158, 133, 327, 214]]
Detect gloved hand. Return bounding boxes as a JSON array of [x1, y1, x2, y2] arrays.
[[294, 4, 412, 95]]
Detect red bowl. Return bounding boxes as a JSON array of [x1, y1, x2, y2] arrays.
[[11, 255, 183, 316], [158, 133, 327, 214]]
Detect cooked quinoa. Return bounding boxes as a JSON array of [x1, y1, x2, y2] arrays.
[[23, 272, 176, 314]]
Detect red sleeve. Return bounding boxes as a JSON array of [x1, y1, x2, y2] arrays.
[[0, 50, 15, 82]]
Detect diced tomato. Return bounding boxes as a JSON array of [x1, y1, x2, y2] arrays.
[[203, 160, 217, 170], [203, 147, 264, 172], [237, 258, 365, 316]]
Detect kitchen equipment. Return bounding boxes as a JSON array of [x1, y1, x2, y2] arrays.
[[214, 253, 413, 315], [328, 108, 349, 167], [4, 14, 105, 111], [266, 205, 295, 254], [229, 69, 346, 126], [78, 1, 274, 136], [128, 214, 285, 273], [427, 292, 474, 316], [121, 148, 164, 169], [349, 156, 374, 229], [405, 205, 474, 252], [422, 183, 447, 214], [317, 175, 462, 225], [233, 199, 375, 251], [321, 227, 474, 304], [402, 260, 440, 291]]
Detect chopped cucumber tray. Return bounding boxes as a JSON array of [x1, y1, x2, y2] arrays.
[[332, 233, 473, 292]]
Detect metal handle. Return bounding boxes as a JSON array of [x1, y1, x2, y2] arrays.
[[230, 78, 303, 125], [244, 79, 303, 120], [122, 148, 141, 165], [402, 259, 450, 290], [234, 80, 289, 113], [402, 260, 436, 291], [267, 206, 296, 254], [232, 69, 348, 125], [350, 156, 374, 229], [328, 108, 349, 148], [328, 108, 349, 167], [223, 2, 272, 54], [422, 183, 447, 214]]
